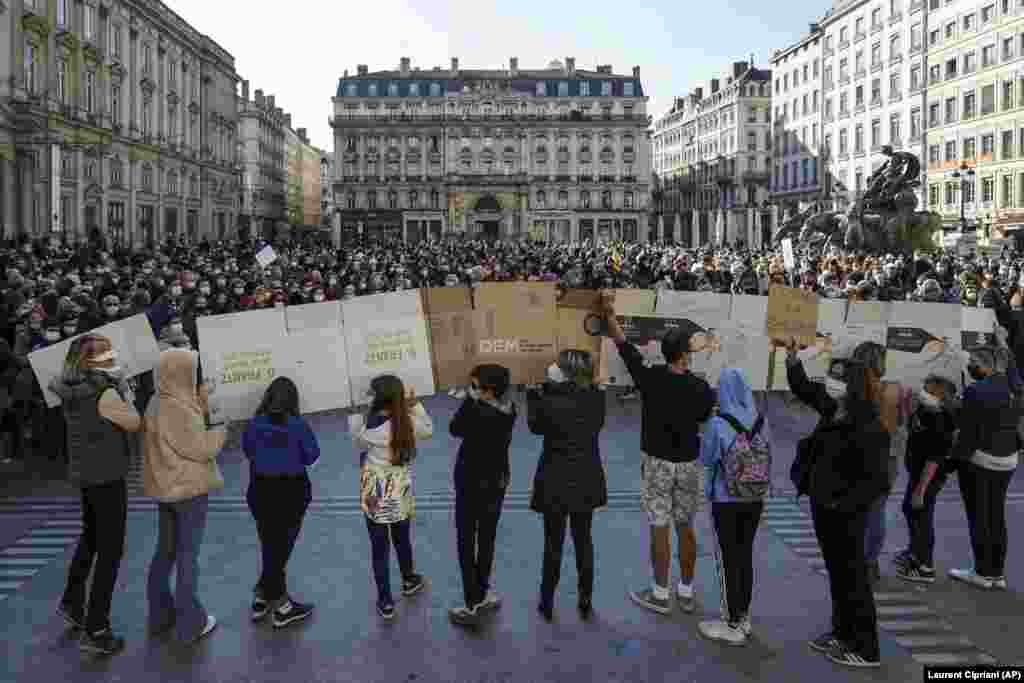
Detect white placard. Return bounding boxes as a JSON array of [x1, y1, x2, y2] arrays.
[[278, 329, 352, 415], [654, 290, 732, 327], [781, 238, 796, 271], [255, 245, 277, 268], [30, 314, 161, 408], [285, 301, 342, 333], [342, 290, 435, 405], [846, 300, 890, 326]]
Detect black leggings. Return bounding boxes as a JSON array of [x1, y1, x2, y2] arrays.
[[710, 501, 763, 625], [540, 509, 594, 604], [958, 463, 1015, 578]]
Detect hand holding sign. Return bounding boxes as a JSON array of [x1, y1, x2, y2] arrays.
[[766, 285, 819, 347]]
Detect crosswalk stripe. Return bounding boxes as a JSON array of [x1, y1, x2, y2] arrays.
[[0, 569, 39, 579]]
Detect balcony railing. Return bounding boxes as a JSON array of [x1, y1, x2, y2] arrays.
[[741, 170, 771, 184], [855, 31, 867, 43], [889, 12, 902, 24], [872, 61, 883, 73], [840, 75, 851, 85], [329, 113, 644, 125], [871, 22, 884, 35], [871, 96, 883, 108], [855, 69, 867, 80], [839, 40, 850, 50], [889, 53, 903, 66]]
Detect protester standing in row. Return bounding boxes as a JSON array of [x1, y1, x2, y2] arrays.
[[786, 340, 891, 668], [527, 350, 607, 621], [698, 367, 771, 646], [52, 335, 142, 655], [600, 292, 715, 615], [448, 364, 517, 628], [350, 375, 433, 619], [143, 349, 227, 644], [243, 377, 320, 627]]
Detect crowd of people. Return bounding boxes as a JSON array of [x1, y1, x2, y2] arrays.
[[0, 233, 1018, 669]]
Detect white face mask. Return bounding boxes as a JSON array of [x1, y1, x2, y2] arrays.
[[170, 323, 183, 334], [44, 331, 60, 342], [918, 389, 942, 409], [546, 363, 568, 384], [170, 287, 182, 297], [824, 377, 848, 400], [199, 287, 211, 295], [314, 294, 325, 302]]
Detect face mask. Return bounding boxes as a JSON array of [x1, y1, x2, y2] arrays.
[[199, 287, 211, 295], [824, 377, 847, 400], [106, 306, 119, 316], [467, 385, 481, 401], [170, 286, 182, 297], [918, 389, 942, 409], [64, 326, 76, 336], [546, 363, 568, 384], [314, 294, 325, 302], [234, 288, 245, 295], [44, 331, 60, 342], [29, 322, 41, 331], [170, 323, 183, 334]]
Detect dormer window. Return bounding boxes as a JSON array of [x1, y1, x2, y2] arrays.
[[409, 82, 419, 96], [580, 81, 590, 96], [345, 83, 357, 96], [368, 82, 378, 96], [601, 81, 612, 96], [388, 82, 399, 96], [430, 82, 441, 96], [558, 81, 568, 96], [536, 81, 546, 96], [624, 82, 635, 97]]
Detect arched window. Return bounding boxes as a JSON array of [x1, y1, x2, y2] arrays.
[[409, 190, 419, 207], [388, 190, 398, 209]]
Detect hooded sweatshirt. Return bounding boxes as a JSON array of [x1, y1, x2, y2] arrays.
[[242, 414, 320, 476], [449, 393, 517, 490], [142, 349, 227, 502], [699, 367, 768, 503]]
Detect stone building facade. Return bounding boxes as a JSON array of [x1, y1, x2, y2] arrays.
[[330, 57, 650, 244]]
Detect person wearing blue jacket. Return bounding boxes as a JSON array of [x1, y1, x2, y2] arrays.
[[698, 367, 769, 647], [242, 377, 320, 629]]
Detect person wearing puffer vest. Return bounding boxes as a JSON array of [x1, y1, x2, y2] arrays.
[[698, 367, 771, 646], [50, 334, 141, 656], [349, 374, 433, 620]]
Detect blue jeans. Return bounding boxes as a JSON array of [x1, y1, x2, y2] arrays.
[[865, 458, 899, 565], [365, 517, 414, 606], [147, 495, 209, 642]]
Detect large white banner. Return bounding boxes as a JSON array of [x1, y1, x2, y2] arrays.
[[281, 301, 352, 414], [30, 314, 161, 408], [654, 291, 733, 385], [342, 290, 435, 405]]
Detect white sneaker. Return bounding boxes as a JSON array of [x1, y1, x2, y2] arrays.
[[737, 615, 752, 636], [993, 576, 1008, 590], [698, 619, 747, 646], [676, 584, 696, 613], [948, 568, 994, 589], [194, 614, 217, 642], [453, 389, 467, 399]]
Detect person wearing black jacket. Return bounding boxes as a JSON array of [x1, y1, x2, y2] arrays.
[[947, 348, 1018, 590], [448, 364, 517, 628], [527, 350, 607, 622], [786, 341, 891, 669]]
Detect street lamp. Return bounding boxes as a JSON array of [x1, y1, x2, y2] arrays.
[[950, 161, 975, 233]]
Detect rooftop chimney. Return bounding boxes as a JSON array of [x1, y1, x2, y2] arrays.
[[509, 57, 518, 74], [694, 87, 703, 100], [400, 57, 410, 76], [267, 95, 276, 110], [451, 57, 459, 74], [710, 79, 720, 93], [596, 64, 612, 74], [565, 57, 575, 75], [809, 22, 820, 33], [275, 107, 283, 121], [343, 69, 348, 77], [255, 89, 265, 106], [284, 113, 292, 129], [241, 80, 250, 100], [633, 66, 640, 78], [297, 127, 307, 142], [357, 64, 368, 76]]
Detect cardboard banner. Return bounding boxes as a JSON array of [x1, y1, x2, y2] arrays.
[[422, 287, 477, 391], [766, 285, 818, 346], [342, 290, 435, 404], [883, 302, 963, 388], [30, 314, 161, 408], [285, 301, 342, 333], [472, 282, 558, 384], [198, 309, 288, 423], [279, 328, 352, 416]]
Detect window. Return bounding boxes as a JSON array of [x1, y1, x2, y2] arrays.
[[111, 85, 120, 126], [911, 64, 921, 90], [430, 82, 441, 96], [930, 28, 940, 46], [929, 184, 939, 206], [964, 180, 975, 204], [84, 4, 95, 41], [856, 50, 865, 72], [601, 190, 612, 209], [368, 191, 377, 209], [142, 99, 151, 136], [536, 81, 546, 96], [964, 51, 977, 73], [947, 96, 958, 122], [1003, 130, 1015, 159], [964, 137, 976, 159], [536, 190, 546, 208], [167, 172, 178, 194], [24, 43, 36, 94], [982, 3, 994, 23], [111, 160, 122, 186], [601, 81, 612, 96], [143, 45, 152, 75], [945, 182, 956, 205], [368, 82, 378, 96], [856, 85, 865, 108], [929, 64, 941, 83], [388, 82, 398, 96], [814, 58, 820, 77], [142, 165, 153, 191], [964, 13, 975, 31], [839, 128, 849, 155], [1002, 175, 1013, 207], [1006, 37, 1015, 61], [911, 107, 921, 138], [346, 193, 356, 210], [111, 25, 121, 58], [57, 58, 67, 105], [982, 133, 995, 156], [964, 91, 976, 119], [982, 85, 996, 116], [856, 16, 865, 35], [983, 44, 996, 67], [579, 81, 591, 97], [872, 7, 882, 26], [890, 113, 901, 142], [945, 21, 955, 40], [840, 26, 849, 43], [911, 23, 922, 50], [946, 140, 957, 161], [889, 72, 901, 97], [581, 190, 590, 209], [871, 119, 881, 147], [983, 176, 994, 203], [169, 60, 176, 89], [889, 35, 900, 59], [430, 190, 440, 209], [840, 92, 849, 113], [813, 90, 819, 111], [872, 43, 882, 66], [85, 71, 95, 113], [1005, 80, 1015, 110], [57, 0, 67, 26], [840, 57, 849, 80], [946, 57, 957, 79], [929, 144, 940, 164], [929, 102, 940, 127]]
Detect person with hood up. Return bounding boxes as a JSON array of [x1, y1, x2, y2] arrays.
[[142, 349, 227, 644], [50, 334, 142, 655], [447, 364, 517, 628], [697, 367, 771, 646], [242, 377, 320, 628]]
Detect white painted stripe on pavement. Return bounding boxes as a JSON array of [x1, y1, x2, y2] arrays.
[[0, 569, 38, 579], [913, 653, 987, 666], [894, 635, 976, 649], [0, 559, 50, 566], [873, 592, 922, 603], [876, 605, 934, 617], [14, 538, 78, 546], [878, 620, 953, 632], [0, 548, 69, 556], [0, 581, 24, 591]]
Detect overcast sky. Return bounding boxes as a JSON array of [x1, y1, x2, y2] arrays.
[[170, 0, 827, 151]]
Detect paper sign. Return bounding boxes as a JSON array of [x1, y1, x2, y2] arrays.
[[961, 307, 998, 350], [342, 290, 435, 404], [766, 285, 818, 346], [781, 238, 796, 271], [30, 314, 162, 408], [422, 287, 477, 391], [472, 282, 558, 384], [654, 290, 732, 328], [285, 301, 342, 333], [278, 328, 352, 415], [611, 289, 656, 316], [255, 245, 277, 268], [556, 289, 603, 311], [555, 306, 603, 374]]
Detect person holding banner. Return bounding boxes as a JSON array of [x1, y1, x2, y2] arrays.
[[527, 350, 607, 622], [350, 376, 433, 620], [50, 334, 142, 655], [243, 377, 320, 628]]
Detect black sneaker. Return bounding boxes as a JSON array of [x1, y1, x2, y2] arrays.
[[272, 598, 314, 628], [827, 643, 880, 668], [79, 629, 126, 655], [401, 574, 425, 597], [377, 602, 395, 620], [251, 592, 270, 622], [895, 562, 936, 585], [892, 550, 913, 568], [57, 604, 85, 631], [448, 604, 481, 628], [808, 631, 842, 653]]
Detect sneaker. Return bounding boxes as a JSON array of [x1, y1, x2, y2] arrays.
[[629, 587, 672, 615], [194, 614, 218, 642], [377, 602, 395, 620], [57, 604, 85, 631], [676, 584, 696, 613], [826, 643, 880, 668], [620, 389, 640, 401], [993, 576, 1008, 591], [447, 388, 457, 397], [273, 599, 314, 628], [892, 549, 913, 568], [79, 629, 126, 655], [578, 597, 593, 620], [808, 631, 842, 653], [737, 615, 752, 637], [251, 592, 269, 622], [453, 389, 467, 400], [538, 601, 553, 622], [698, 619, 747, 646], [448, 604, 481, 627], [478, 590, 502, 611], [895, 562, 936, 584], [867, 560, 881, 586], [401, 574, 426, 597], [949, 568, 995, 590]]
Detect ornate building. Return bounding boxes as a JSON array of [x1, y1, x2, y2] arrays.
[[0, 0, 240, 245], [650, 61, 773, 248], [330, 57, 650, 243], [237, 83, 286, 240]]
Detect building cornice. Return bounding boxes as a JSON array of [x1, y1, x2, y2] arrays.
[[123, 0, 235, 70], [820, 0, 869, 28]]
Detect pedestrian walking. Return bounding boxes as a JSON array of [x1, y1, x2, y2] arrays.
[[447, 364, 517, 628], [142, 349, 227, 644], [600, 292, 715, 615], [527, 350, 607, 622], [51, 334, 142, 655], [242, 377, 320, 628], [350, 375, 433, 620], [786, 340, 891, 668], [698, 367, 771, 646]]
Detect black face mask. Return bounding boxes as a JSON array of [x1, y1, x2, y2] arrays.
[[967, 365, 988, 382]]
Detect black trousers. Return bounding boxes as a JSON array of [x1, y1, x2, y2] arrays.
[[455, 486, 505, 608], [365, 517, 414, 606], [811, 501, 879, 660], [62, 478, 127, 633], [540, 509, 594, 604], [958, 462, 1015, 578], [900, 462, 947, 568], [247, 473, 311, 602], [710, 501, 764, 625]]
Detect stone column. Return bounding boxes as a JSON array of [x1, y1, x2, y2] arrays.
[[747, 206, 755, 247], [692, 208, 700, 246], [1, 160, 15, 240]]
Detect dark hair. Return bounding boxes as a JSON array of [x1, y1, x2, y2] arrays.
[[844, 360, 881, 424], [661, 327, 690, 365], [472, 363, 511, 399], [850, 341, 886, 378], [255, 376, 300, 425], [369, 374, 415, 464]]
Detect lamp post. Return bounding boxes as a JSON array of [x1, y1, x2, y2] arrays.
[[950, 161, 975, 233]]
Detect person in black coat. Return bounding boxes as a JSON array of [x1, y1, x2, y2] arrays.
[[785, 340, 891, 669], [448, 364, 517, 628], [527, 349, 607, 622]]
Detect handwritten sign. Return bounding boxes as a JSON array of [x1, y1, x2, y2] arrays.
[[221, 350, 275, 384], [766, 285, 818, 346]]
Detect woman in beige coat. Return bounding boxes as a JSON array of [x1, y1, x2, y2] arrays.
[[142, 349, 226, 643]]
